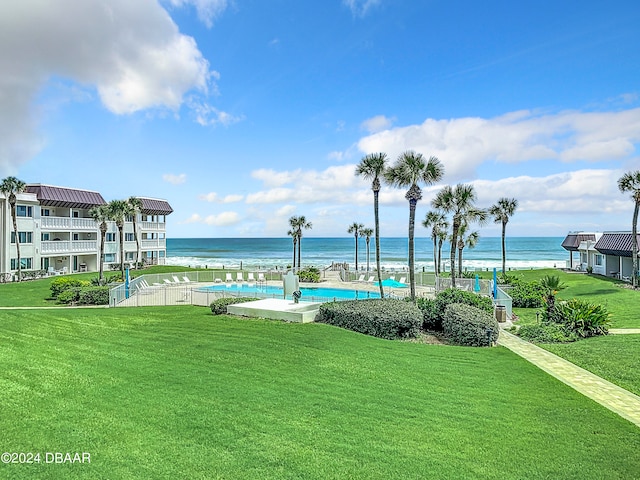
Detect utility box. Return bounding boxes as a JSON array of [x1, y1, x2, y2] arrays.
[[495, 305, 506, 323]]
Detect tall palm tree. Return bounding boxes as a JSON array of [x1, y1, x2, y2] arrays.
[[361, 227, 373, 273], [89, 204, 110, 285], [108, 199, 128, 280], [456, 221, 480, 276], [0, 177, 27, 281], [384, 151, 444, 300], [423, 210, 448, 275], [355, 152, 388, 297], [289, 215, 312, 271], [347, 222, 364, 271], [489, 197, 518, 276], [287, 228, 298, 270], [618, 171, 640, 288], [127, 196, 144, 270], [432, 184, 484, 288]]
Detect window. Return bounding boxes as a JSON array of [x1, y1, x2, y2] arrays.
[[595, 254, 603, 266], [104, 253, 116, 262], [580, 253, 587, 263], [16, 205, 33, 217], [42, 208, 50, 216], [72, 211, 79, 218], [10, 232, 33, 244], [125, 233, 134, 242], [73, 233, 79, 241], [106, 233, 116, 242], [11, 258, 33, 270], [126, 215, 134, 222], [41, 233, 50, 241], [125, 252, 135, 260]]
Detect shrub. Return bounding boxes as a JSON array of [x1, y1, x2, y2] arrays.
[[298, 267, 321, 283], [210, 297, 255, 315], [509, 280, 545, 308], [415, 298, 438, 330], [78, 287, 110, 305], [442, 303, 499, 347], [56, 287, 82, 305], [551, 299, 611, 338], [316, 299, 422, 340], [515, 323, 578, 343], [428, 288, 493, 331], [50, 277, 90, 298], [90, 273, 121, 286]]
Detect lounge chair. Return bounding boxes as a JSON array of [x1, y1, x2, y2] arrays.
[[398, 277, 406, 285], [389, 276, 396, 281], [236, 272, 245, 283], [182, 276, 192, 283], [172, 276, 181, 284], [163, 279, 173, 285], [258, 273, 265, 282], [225, 273, 233, 283], [214, 276, 222, 283], [367, 276, 374, 282], [357, 274, 365, 282], [247, 273, 256, 282]]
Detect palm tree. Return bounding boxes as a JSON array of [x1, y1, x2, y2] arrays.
[[289, 216, 312, 271], [432, 184, 484, 288], [355, 152, 388, 297], [436, 228, 448, 275], [456, 221, 479, 276], [287, 228, 298, 270], [348, 222, 364, 271], [127, 196, 144, 270], [384, 151, 444, 300], [0, 177, 27, 281], [89, 204, 110, 284], [108, 199, 128, 280], [489, 197, 518, 276], [361, 227, 373, 273], [618, 171, 640, 288], [422, 210, 448, 275]]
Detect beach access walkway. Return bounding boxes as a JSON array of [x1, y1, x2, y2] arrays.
[[498, 329, 640, 427]]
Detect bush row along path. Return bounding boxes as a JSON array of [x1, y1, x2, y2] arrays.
[[498, 329, 640, 427]]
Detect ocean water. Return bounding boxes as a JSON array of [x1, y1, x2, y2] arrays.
[[166, 237, 568, 271]]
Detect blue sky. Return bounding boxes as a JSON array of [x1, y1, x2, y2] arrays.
[[2, 0, 640, 238]]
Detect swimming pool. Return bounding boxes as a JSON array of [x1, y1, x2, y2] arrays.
[[199, 283, 382, 301]]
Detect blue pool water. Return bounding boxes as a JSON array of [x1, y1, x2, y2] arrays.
[[199, 284, 381, 300]]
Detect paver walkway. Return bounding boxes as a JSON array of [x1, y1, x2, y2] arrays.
[[610, 328, 640, 334], [498, 330, 640, 427]]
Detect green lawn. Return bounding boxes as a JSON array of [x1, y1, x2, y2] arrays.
[[542, 334, 640, 396], [1, 307, 639, 479]]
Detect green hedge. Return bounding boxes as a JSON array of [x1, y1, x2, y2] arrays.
[[78, 287, 110, 305], [514, 324, 578, 343], [442, 303, 499, 347], [316, 299, 422, 340], [210, 297, 255, 315], [509, 280, 545, 308], [298, 267, 321, 283], [417, 288, 493, 331], [50, 277, 90, 298]]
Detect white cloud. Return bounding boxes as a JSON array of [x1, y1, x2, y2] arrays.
[[199, 192, 244, 203], [204, 211, 240, 226], [181, 213, 202, 224], [166, 0, 229, 28], [163, 173, 187, 184], [0, 0, 217, 173], [188, 98, 244, 126], [355, 108, 640, 181], [343, 0, 382, 17], [360, 114, 394, 134]]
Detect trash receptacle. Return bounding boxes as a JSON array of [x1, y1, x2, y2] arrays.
[[495, 305, 506, 323]]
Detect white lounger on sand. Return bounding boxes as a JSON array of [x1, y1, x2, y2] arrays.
[[367, 276, 374, 282], [225, 273, 233, 283], [357, 274, 365, 282], [172, 276, 181, 283], [236, 272, 245, 282], [183, 276, 192, 283], [258, 273, 265, 282], [247, 273, 256, 282], [398, 277, 406, 284]]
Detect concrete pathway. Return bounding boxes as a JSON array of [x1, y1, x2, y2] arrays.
[[498, 330, 640, 427], [609, 328, 640, 334]]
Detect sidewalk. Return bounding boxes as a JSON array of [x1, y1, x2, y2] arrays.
[[498, 330, 640, 427]]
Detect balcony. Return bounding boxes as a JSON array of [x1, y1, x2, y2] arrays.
[[41, 217, 96, 230], [141, 239, 166, 250], [41, 240, 98, 254], [140, 221, 166, 231]]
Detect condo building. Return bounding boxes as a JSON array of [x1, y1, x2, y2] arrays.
[[0, 184, 173, 276]]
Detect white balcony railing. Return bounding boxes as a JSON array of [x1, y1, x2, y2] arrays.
[[140, 221, 166, 231], [41, 240, 98, 254], [141, 239, 166, 250], [41, 217, 97, 230]]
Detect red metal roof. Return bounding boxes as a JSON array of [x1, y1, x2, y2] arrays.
[[25, 184, 106, 209], [561, 233, 596, 251], [139, 197, 173, 215], [594, 233, 640, 257]]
